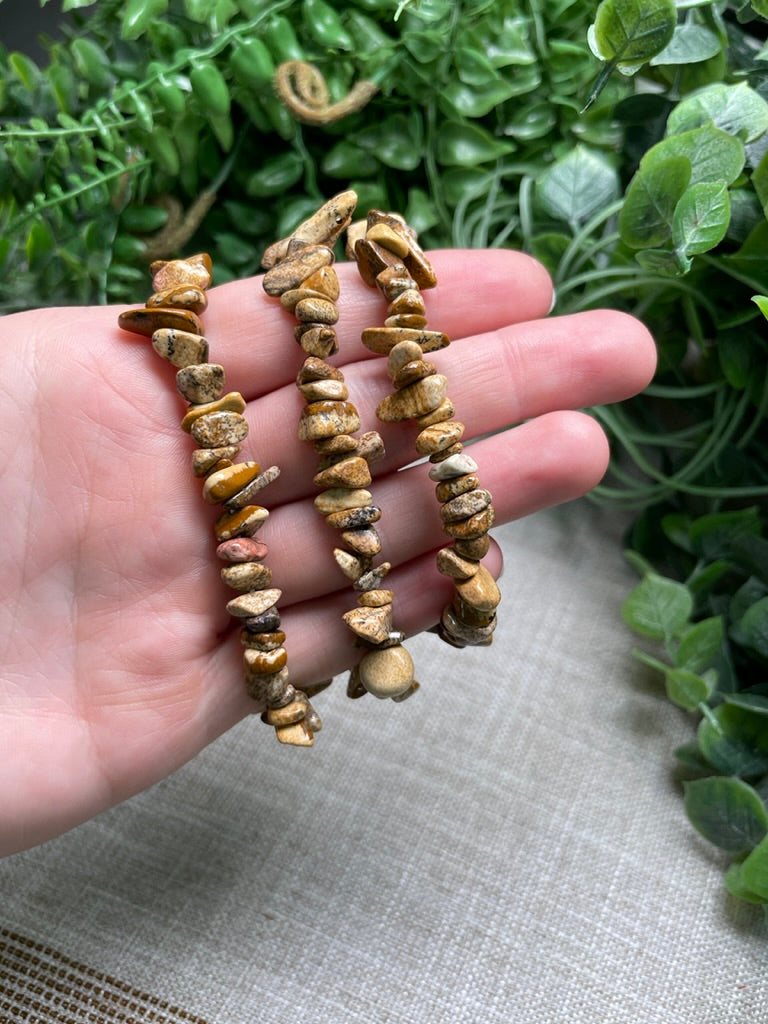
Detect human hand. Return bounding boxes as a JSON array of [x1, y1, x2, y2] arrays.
[[0, 249, 655, 855]]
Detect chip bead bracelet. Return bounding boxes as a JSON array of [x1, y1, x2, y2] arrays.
[[349, 211, 501, 647], [117, 253, 322, 747], [261, 191, 419, 703]]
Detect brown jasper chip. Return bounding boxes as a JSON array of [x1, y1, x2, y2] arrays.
[[118, 306, 204, 337], [241, 630, 286, 651], [416, 420, 465, 456], [314, 433, 358, 455], [151, 252, 212, 292], [313, 455, 371, 489], [341, 527, 381, 557], [220, 562, 273, 592], [354, 238, 404, 287], [440, 605, 495, 648], [298, 401, 360, 441], [392, 358, 436, 391], [387, 340, 424, 378], [181, 392, 246, 432], [217, 536, 269, 563], [245, 647, 288, 677], [295, 297, 339, 325], [430, 441, 464, 463], [415, 397, 455, 428], [224, 465, 281, 511], [297, 356, 344, 384], [388, 288, 425, 317], [247, 666, 290, 706], [296, 326, 338, 359], [275, 719, 315, 746], [346, 663, 367, 699], [333, 548, 371, 581], [302, 265, 340, 300], [436, 547, 480, 580], [454, 534, 491, 560], [176, 363, 225, 404], [435, 472, 479, 503], [358, 644, 414, 699], [442, 506, 495, 540], [226, 587, 282, 618], [298, 379, 349, 403], [375, 266, 418, 301], [355, 431, 386, 464], [326, 505, 381, 530], [315, 487, 372, 515], [150, 327, 209, 368], [358, 588, 394, 607], [366, 222, 410, 258], [342, 604, 393, 646], [203, 461, 261, 504], [192, 445, 241, 477], [262, 244, 333, 296], [452, 595, 496, 629], [147, 285, 208, 315], [243, 607, 281, 633], [215, 504, 269, 542], [266, 695, 307, 726], [361, 327, 449, 356], [441, 488, 493, 524], [279, 286, 328, 312], [385, 313, 429, 330], [355, 562, 391, 591], [376, 374, 447, 423], [455, 564, 500, 611], [191, 410, 249, 448], [403, 246, 437, 290]]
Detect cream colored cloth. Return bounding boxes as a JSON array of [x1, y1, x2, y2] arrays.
[[1, 501, 765, 1023]]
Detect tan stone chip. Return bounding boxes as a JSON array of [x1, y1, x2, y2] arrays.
[[226, 588, 283, 618], [262, 244, 334, 296], [176, 362, 225, 403], [376, 374, 447, 422], [342, 604, 393, 645], [361, 326, 449, 355]]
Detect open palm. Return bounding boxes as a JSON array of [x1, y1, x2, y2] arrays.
[[0, 249, 655, 855]]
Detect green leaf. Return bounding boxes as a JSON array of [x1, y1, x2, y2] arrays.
[[753, 294, 768, 320], [698, 704, 768, 777], [25, 220, 54, 268], [667, 83, 768, 143], [621, 572, 693, 639], [724, 692, 768, 716], [441, 77, 521, 119], [649, 23, 721, 66], [725, 862, 768, 904], [355, 113, 425, 171], [664, 666, 715, 710], [684, 776, 768, 852], [672, 181, 730, 258], [121, 0, 169, 40], [435, 121, 514, 167], [741, 833, 768, 898], [590, 0, 676, 71], [635, 247, 686, 273], [740, 596, 768, 658], [537, 145, 619, 225], [675, 616, 724, 674], [619, 155, 691, 249]]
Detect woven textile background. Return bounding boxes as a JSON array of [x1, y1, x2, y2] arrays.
[[1, 501, 765, 1024]]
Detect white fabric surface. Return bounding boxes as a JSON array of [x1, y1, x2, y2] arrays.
[[1, 500, 766, 1023]]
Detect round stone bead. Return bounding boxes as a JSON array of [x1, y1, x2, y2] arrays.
[[358, 645, 415, 699]]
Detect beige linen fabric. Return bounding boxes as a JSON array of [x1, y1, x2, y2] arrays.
[[1, 501, 766, 1023]]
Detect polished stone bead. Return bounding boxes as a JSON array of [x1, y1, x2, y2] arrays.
[[435, 473, 479, 503], [375, 266, 418, 302], [274, 719, 314, 746], [296, 325, 338, 358], [279, 286, 327, 313], [299, 379, 348, 403], [358, 645, 414, 699], [385, 313, 429, 330], [266, 694, 307, 726], [416, 420, 465, 456], [313, 455, 371, 489], [325, 505, 381, 530], [295, 296, 339, 324], [221, 562, 273, 592], [416, 398, 455, 428], [315, 434, 359, 456], [216, 536, 268, 563], [243, 608, 282, 633], [452, 594, 497, 628], [150, 253, 212, 292], [245, 646, 288, 676], [439, 605, 496, 647], [392, 358, 436, 391], [361, 326, 449, 356], [355, 431, 386, 464], [148, 285, 207, 315], [181, 392, 246, 432], [314, 487, 373, 515], [387, 340, 424, 379], [355, 562, 391, 591], [376, 374, 447, 422], [333, 548, 370, 581], [442, 506, 495, 540], [240, 629, 286, 651], [344, 219, 367, 261], [192, 445, 241, 477], [441, 488, 493, 524], [226, 588, 282, 618], [366, 222, 410, 257], [341, 527, 382, 556], [358, 589, 394, 607], [297, 356, 344, 384], [402, 244, 437, 290], [262, 244, 334, 295], [455, 564, 501, 612], [354, 238, 404, 287], [255, 667, 293, 706], [428, 453, 479, 481], [151, 327, 209, 368], [202, 461, 261, 504], [302, 265, 340, 300], [342, 604, 393, 645], [430, 441, 464, 463], [176, 363, 225, 403], [436, 547, 480, 580], [298, 401, 360, 440], [224, 465, 281, 511], [454, 534, 491, 560], [346, 663, 367, 699], [388, 289, 425, 317], [215, 504, 269, 541], [118, 306, 203, 337], [191, 410, 249, 448]]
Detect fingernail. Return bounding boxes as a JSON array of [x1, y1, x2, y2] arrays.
[[547, 287, 557, 315]]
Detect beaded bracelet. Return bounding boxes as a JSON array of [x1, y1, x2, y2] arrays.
[[117, 253, 323, 746], [349, 210, 501, 648], [261, 191, 419, 703]]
